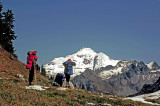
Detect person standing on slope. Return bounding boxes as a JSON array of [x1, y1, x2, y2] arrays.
[[26, 51, 38, 85], [63, 59, 76, 87]]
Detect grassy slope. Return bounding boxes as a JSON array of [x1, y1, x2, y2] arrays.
[[0, 48, 152, 106]]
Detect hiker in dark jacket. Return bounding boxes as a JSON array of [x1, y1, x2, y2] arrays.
[[63, 59, 76, 87], [51, 73, 65, 86]]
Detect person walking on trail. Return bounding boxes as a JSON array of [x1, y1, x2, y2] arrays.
[[63, 59, 76, 87], [26, 51, 38, 85]]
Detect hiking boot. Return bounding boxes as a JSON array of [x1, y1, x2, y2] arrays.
[[66, 82, 70, 88], [29, 82, 32, 86]]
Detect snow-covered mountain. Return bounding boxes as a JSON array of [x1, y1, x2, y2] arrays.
[[44, 48, 119, 77], [44, 47, 160, 96], [98, 61, 160, 80], [146, 61, 160, 72]]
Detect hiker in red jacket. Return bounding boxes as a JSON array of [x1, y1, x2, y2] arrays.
[[63, 59, 76, 87], [26, 51, 38, 85]]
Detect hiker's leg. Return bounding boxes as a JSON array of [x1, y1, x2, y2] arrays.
[[29, 66, 34, 85], [68, 75, 70, 82], [65, 74, 69, 87], [65, 74, 70, 82], [65, 74, 71, 87], [29, 70, 33, 85]]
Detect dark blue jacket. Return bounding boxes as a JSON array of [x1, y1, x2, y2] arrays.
[[64, 61, 76, 75]]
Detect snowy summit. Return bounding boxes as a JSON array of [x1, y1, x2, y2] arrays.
[[44, 48, 119, 77]]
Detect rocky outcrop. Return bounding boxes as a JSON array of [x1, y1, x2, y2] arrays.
[[72, 60, 160, 96], [71, 69, 107, 92], [62, 80, 75, 90], [130, 77, 160, 97]]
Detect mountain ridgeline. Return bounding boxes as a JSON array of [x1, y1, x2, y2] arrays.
[[45, 48, 160, 96], [72, 60, 160, 96]]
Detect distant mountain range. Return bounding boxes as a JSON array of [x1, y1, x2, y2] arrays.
[[44, 48, 160, 96]]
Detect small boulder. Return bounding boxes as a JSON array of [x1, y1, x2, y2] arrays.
[[62, 80, 75, 90], [15, 74, 25, 82]]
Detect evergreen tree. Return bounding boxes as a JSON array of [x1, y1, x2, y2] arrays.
[[41, 65, 46, 77], [35, 64, 40, 73], [0, 2, 17, 54], [82, 85, 85, 89], [0, 2, 3, 47], [2, 10, 16, 54]]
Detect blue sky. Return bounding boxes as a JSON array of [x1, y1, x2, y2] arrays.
[[2, 0, 160, 66]]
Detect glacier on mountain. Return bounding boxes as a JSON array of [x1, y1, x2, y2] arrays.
[[44, 48, 119, 77], [146, 61, 160, 72]]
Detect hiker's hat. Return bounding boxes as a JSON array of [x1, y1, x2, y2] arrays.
[[32, 51, 37, 55], [68, 59, 72, 62]]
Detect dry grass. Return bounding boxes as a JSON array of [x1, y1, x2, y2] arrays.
[[0, 79, 152, 106], [145, 98, 160, 104], [0, 48, 154, 106]]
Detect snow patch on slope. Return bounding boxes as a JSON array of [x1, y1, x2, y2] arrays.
[[25, 85, 50, 91], [150, 70, 160, 73], [146, 62, 160, 72], [125, 90, 160, 105], [146, 62, 154, 69], [98, 60, 130, 80], [99, 67, 123, 80]]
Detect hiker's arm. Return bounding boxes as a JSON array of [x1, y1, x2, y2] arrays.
[[63, 62, 65, 66], [63, 62, 67, 67], [71, 62, 76, 66]]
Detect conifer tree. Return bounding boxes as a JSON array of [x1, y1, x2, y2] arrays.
[[0, 2, 17, 54], [41, 65, 46, 77], [82, 85, 85, 89], [36, 64, 40, 73], [2, 9, 17, 54], [0, 2, 3, 47]]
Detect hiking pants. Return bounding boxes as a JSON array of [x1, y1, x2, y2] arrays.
[[65, 74, 70, 82], [29, 65, 34, 83]]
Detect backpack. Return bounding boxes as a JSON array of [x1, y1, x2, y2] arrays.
[[26, 51, 38, 69], [51, 73, 65, 86], [65, 61, 76, 75]]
